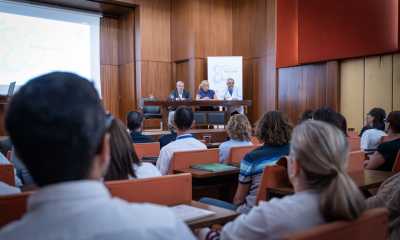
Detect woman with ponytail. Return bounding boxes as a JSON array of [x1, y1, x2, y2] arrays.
[[211, 120, 366, 240]]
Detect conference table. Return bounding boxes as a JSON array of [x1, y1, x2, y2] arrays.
[[143, 100, 252, 130]]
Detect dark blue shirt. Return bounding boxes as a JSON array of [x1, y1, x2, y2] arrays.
[[159, 132, 177, 149], [197, 89, 215, 99], [130, 132, 153, 143]]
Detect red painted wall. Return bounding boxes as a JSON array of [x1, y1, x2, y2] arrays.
[[277, 0, 399, 67]]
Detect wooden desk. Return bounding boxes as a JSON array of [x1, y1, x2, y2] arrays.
[[174, 168, 240, 202], [143, 100, 252, 130], [267, 170, 394, 200], [143, 128, 228, 143], [186, 201, 239, 229]]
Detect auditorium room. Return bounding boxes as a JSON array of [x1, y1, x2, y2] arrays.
[[0, 0, 399, 239]]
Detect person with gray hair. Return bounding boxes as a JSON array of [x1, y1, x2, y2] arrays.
[[205, 120, 366, 240]]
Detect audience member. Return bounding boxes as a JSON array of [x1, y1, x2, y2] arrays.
[[0, 72, 195, 240], [201, 111, 292, 214], [360, 108, 387, 151], [196, 80, 217, 100], [127, 111, 152, 143], [313, 107, 347, 135], [366, 172, 400, 240], [219, 114, 252, 163], [208, 120, 366, 239], [299, 110, 313, 123], [159, 124, 177, 149], [360, 107, 386, 136], [156, 107, 207, 175], [104, 118, 160, 181], [365, 111, 400, 171]]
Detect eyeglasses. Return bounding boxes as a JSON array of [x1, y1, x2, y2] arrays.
[[95, 113, 114, 154]]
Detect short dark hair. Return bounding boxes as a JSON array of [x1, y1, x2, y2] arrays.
[[256, 111, 292, 146], [104, 118, 138, 181], [174, 107, 193, 131], [127, 111, 144, 131], [387, 111, 400, 133], [299, 110, 313, 123], [5, 72, 107, 187], [313, 107, 346, 135]]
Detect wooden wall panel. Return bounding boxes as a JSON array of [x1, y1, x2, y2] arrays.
[[364, 55, 393, 115], [118, 12, 135, 64], [101, 65, 119, 115], [278, 62, 340, 124], [100, 17, 119, 65], [139, 61, 172, 99], [119, 63, 135, 119], [340, 58, 364, 132], [393, 53, 400, 110], [171, 0, 194, 61]]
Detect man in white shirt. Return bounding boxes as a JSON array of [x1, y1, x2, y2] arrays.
[[0, 72, 195, 240], [223, 78, 243, 114], [157, 107, 207, 175]]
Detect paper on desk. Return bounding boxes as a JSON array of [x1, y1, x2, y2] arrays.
[[170, 204, 215, 222]]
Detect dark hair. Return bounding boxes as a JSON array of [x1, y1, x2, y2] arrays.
[[127, 111, 144, 131], [368, 108, 386, 131], [104, 118, 139, 181], [174, 107, 194, 131], [5, 72, 107, 187], [313, 107, 346, 135], [299, 110, 313, 123], [256, 111, 292, 146], [336, 113, 348, 137], [387, 111, 400, 133]]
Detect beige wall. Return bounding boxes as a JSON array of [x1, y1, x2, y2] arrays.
[[340, 53, 400, 133]]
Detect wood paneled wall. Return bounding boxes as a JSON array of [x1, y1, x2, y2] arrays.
[[278, 61, 340, 124], [340, 54, 400, 132], [100, 12, 136, 120]]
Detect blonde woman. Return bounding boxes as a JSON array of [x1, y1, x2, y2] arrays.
[[219, 114, 253, 163], [196, 80, 217, 100], [207, 120, 366, 240]]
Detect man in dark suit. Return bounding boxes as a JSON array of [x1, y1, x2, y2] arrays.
[[127, 111, 153, 143], [168, 81, 191, 100]]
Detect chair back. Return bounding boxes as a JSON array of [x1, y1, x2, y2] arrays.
[[170, 148, 219, 174], [105, 174, 192, 206], [392, 151, 400, 173], [0, 164, 15, 186], [133, 142, 160, 159], [207, 112, 225, 125], [227, 145, 259, 164], [347, 151, 365, 173], [256, 165, 289, 203], [348, 137, 361, 151], [284, 208, 389, 240], [0, 192, 31, 228]]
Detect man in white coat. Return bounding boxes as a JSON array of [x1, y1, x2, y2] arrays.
[[223, 78, 243, 114]]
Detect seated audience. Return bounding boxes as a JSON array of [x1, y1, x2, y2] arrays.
[[223, 78, 243, 114], [360, 108, 387, 151], [159, 124, 177, 149], [206, 120, 366, 239], [196, 80, 217, 100], [0, 72, 195, 240], [360, 107, 386, 136], [219, 114, 252, 163], [127, 111, 152, 143], [299, 110, 313, 123], [313, 107, 347, 135], [366, 172, 400, 240], [104, 118, 160, 181], [0, 181, 20, 196], [234, 111, 292, 213], [156, 107, 207, 175], [365, 111, 400, 171]]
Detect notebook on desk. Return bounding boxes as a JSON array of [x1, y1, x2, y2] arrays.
[[191, 163, 238, 172], [170, 204, 215, 222]]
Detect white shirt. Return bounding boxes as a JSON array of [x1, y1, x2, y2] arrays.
[[0, 181, 195, 240], [223, 86, 242, 100], [218, 140, 252, 163], [156, 134, 207, 175], [220, 191, 324, 240], [0, 181, 20, 196], [360, 129, 387, 151], [133, 163, 161, 179]]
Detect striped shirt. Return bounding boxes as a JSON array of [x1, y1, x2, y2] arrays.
[[237, 144, 290, 213]]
